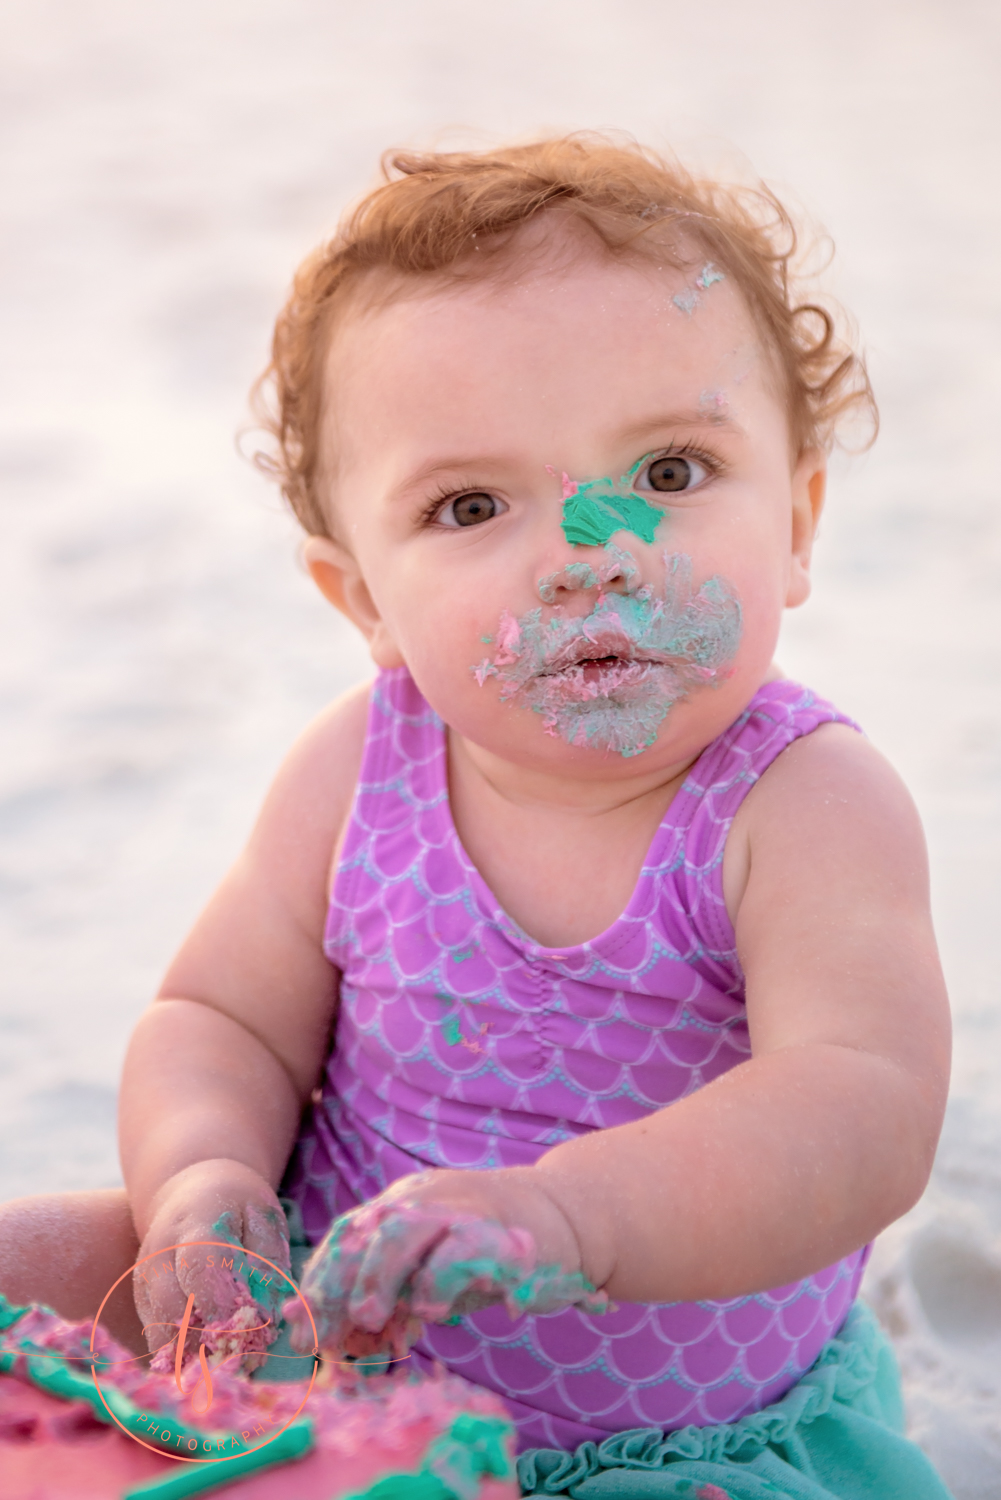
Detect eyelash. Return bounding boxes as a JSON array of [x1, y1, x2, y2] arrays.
[[639, 442, 724, 485], [417, 442, 725, 527], [418, 480, 489, 528]]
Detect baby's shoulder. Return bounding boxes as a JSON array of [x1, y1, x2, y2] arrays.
[[746, 718, 911, 817], [722, 721, 926, 925], [263, 676, 370, 804], [243, 679, 373, 900], [291, 678, 372, 783]]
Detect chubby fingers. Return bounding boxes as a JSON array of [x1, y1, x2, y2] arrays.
[[133, 1249, 191, 1361], [285, 1170, 609, 1361], [409, 1216, 536, 1320], [286, 1204, 371, 1352], [287, 1195, 453, 1353], [348, 1203, 454, 1329], [136, 1203, 292, 1370]]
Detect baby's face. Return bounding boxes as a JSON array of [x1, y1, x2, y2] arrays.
[[311, 239, 823, 778]]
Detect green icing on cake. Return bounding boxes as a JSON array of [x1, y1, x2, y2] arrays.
[[344, 1412, 514, 1500], [0, 1290, 29, 1332], [122, 1421, 313, 1499]]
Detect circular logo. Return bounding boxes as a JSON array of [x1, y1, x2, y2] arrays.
[[90, 1240, 319, 1464]]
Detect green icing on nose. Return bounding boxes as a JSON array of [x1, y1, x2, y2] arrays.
[[560, 475, 664, 547]]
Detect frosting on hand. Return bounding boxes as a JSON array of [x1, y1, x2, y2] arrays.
[[143, 1205, 289, 1376], [283, 1175, 607, 1362]]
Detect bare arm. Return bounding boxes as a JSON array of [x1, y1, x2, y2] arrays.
[[117, 682, 369, 1338]]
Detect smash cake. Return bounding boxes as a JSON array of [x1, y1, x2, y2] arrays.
[[0, 1294, 518, 1500]]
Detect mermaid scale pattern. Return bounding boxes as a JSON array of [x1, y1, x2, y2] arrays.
[[282, 668, 870, 1450]]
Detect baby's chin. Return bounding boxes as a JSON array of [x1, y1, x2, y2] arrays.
[[518, 659, 692, 760], [437, 675, 746, 783]]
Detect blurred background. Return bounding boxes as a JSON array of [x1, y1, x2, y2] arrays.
[[1, 1, 999, 1491]]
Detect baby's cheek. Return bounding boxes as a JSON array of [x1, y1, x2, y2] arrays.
[[402, 619, 503, 715]]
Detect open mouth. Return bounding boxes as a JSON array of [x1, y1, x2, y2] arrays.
[[538, 650, 660, 693], [569, 653, 633, 684], [538, 631, 647, 678]]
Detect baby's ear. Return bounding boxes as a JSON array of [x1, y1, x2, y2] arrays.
[[302, 537, 405, 669], [786, 449, 826, 608]]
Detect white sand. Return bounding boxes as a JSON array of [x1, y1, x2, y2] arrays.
[[2, 1, 1000, 1491]]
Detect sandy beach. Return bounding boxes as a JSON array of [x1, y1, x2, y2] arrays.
[[2, 1, 1000, 1492]]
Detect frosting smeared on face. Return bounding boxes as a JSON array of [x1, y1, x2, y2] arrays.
[[473, 552, 742, 758], [556, 467, 664, 548], [673, 261, 726, 317], [537, 543, 639, 602]]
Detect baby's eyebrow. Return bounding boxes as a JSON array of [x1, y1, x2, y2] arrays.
[[618, 408, 744, 439], [394, 453, 511, 495]]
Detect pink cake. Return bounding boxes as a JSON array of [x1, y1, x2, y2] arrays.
[[0, 1297, 519, 1500]]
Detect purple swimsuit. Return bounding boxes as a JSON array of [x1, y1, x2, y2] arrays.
[[283, 668, 870, 1450]]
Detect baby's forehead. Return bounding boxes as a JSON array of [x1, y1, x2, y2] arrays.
[[326, 241, 770, 412], [344, 224, 747, 325]]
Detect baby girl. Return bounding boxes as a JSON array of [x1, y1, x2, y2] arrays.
[[0, 137, 953, 1496]]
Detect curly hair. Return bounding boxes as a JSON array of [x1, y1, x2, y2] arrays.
[[252, 135, 877, 538]]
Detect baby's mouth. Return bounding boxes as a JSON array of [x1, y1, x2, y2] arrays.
[[572, 654, 632, 685], [538, 629, 656, 679], [537, 642, 661, 692]]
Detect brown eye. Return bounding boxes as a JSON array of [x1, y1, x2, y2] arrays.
[[646, 456, 693, 492], [444, 492, 501, 527]]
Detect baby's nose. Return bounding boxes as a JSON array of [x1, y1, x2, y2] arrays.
[[537, 545, 637, 604]]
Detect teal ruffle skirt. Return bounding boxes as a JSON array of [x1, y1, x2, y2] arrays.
[[516, 1302, 952, 1500]]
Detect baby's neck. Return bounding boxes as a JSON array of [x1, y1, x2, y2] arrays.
[[445, 730, 697, 947], [441, 661, 784, 945], [449, 730, 698, 819]]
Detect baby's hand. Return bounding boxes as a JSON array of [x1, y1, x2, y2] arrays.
[[134, 1160, 292, 1375], [284, 1169, 607, 1364]]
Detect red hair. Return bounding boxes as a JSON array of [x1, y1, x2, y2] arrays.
[[253, 135, 877, 537]]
